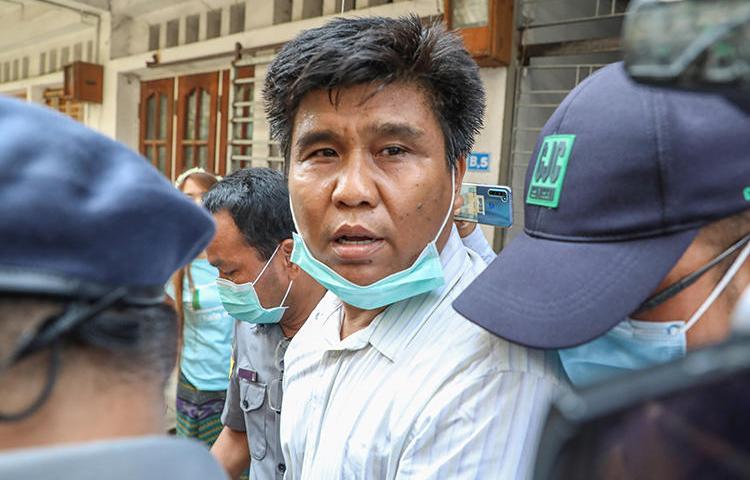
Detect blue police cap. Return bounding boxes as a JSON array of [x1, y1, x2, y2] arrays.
[[454, 62, 750, 349], [0, 97, 215, 304]]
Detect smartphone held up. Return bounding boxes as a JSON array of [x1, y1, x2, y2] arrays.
[[455, 183, 513, 228]]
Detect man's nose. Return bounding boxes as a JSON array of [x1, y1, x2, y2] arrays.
[[331, 150, 379, 209]]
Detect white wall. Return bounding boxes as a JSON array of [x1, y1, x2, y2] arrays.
[[465, 67, 510, 248]]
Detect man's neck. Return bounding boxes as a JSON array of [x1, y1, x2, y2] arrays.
[[279, 277, 326, 338], [340, 304, 386, 340], [0, 377, 165, 451]]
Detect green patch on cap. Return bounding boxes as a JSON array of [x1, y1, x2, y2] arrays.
[[526, 134, 576, 208], [744, 186, 750, 202]]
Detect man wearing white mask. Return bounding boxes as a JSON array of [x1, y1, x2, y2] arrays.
[[454, 62, 750, 388], [204, 168, 327, 480], [264, 16, 564, 479]]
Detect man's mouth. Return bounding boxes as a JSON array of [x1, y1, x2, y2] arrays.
[[331, 226, 385, 261], [336, 236, 380, 245]]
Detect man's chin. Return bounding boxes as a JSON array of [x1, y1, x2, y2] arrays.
[[333, 264, 396, 287]]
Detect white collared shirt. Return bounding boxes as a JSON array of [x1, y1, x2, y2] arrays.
[[460, 225, 497, 265], [280, 228, 565, 479]]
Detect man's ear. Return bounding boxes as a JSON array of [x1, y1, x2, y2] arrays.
[[280, 238, 301, 280], [453, 155, 467, 212]]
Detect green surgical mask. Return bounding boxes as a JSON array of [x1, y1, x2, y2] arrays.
[[216, 245, 292, 324], [289, 170, 455, 311]]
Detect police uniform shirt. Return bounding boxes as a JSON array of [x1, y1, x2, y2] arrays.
[[222, 322, 289, 480]]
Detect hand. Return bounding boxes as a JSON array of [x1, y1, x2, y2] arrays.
[[454, 219, 477, 238], [453, 194, 477, 238]]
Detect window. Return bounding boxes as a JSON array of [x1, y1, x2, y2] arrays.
[[86, 41, 93, 62], [140, 72, 230, 180], [22, 57, 28, 79], [229, 3, 245, 34], [49, 49, 57, 72], [139, 78, 174, 178], [39, 53, 46, 75], [227, 65, 283, 172], [444, 0, 513, 66], [149, 24, 160, 51], [207, 9, 221, 39], [231, 66, 255, 170], [185, 15, 199, 43], [12, 59, 18, 81], [61, 47, 70, 67], [74, 42, 83, 61], [166, 19, 179, 48], [176, 72, 219, 173]]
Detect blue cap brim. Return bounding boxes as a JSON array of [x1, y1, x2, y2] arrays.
[[453, 229, 698, 349]]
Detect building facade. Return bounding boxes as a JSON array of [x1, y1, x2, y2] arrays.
[[0, 0, 629, 249]]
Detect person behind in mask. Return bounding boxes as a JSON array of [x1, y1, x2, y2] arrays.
[[454, 62, 750, 388], [204, 168, 326, 480], [264, 15, 564, 479], [166, 168, 234, 447], [0, 97, 225, 479]]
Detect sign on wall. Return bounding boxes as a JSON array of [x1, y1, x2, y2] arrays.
[[468, 152, 490, 171]]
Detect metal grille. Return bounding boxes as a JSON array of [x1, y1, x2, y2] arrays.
[[504, 0, 629, 243], [227, 55, 284, 173]]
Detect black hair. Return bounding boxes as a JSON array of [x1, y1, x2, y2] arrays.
[[0, 296, 177, 421], [264, 15, 485, 168], [203, 168, 295, 260]]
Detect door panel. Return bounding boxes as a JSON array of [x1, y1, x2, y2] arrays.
[[175, 72, 219, 175], [139, 78, 174, 178]]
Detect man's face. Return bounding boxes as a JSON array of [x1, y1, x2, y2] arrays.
[[206, 210, 287, 306], [636, 236, 750, 348], [288, 83, 464, 286]]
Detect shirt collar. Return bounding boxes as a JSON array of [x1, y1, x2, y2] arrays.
[[368, 226, 470, 362]]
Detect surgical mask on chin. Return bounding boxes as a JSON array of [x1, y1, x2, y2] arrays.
[[289, 170, 456, 311], [216, 245, 293, 324], [560, 239, 750, 388]]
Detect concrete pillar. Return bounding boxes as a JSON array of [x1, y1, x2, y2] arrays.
[[355, 0, 390, 9], [292, 0, 323, 21], [247, 0, 276, 29]]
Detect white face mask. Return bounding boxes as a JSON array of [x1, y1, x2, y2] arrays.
[[560, 238, 750, 387], [732, 286, 750, 334]]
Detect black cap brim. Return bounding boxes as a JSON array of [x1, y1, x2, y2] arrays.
[[453, 229, 698, 349]]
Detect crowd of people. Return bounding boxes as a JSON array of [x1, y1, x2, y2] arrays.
[[0, 11, 748, 480]]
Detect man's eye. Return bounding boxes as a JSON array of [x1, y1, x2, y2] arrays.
[[382, 146, 405, 156], [311, 148, 338, 158]]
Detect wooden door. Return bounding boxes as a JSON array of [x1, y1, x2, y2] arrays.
[[139, 78, 174, 178], [175, 72, 219, 174]]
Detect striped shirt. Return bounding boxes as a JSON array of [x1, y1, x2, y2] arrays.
[[280, 228, 565, 479]]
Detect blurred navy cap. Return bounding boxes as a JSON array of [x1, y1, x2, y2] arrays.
[[0, 97, 215, 304], [454, 62, 750, 349]]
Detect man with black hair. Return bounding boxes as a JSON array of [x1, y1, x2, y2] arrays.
[[0, 97, 225, 479], [264, 16, 564, 479], [204, 168, 326, 480]]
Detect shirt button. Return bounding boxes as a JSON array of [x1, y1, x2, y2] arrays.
[[278, 463, 286, 473], [242, 400, 249, 409]]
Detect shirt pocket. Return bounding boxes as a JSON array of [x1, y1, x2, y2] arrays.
[[240, 380, 267, 460]]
